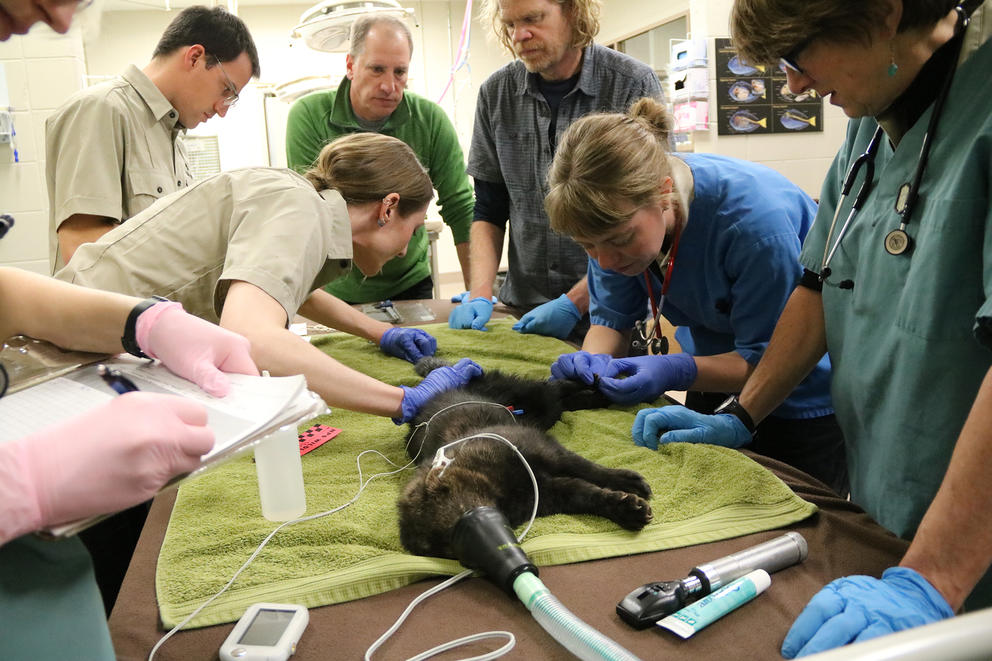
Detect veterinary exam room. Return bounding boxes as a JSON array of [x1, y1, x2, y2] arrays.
[[2, 0, 992, 658]]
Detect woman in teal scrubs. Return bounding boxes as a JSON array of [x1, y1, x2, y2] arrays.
[[632, 0, 992, 656]]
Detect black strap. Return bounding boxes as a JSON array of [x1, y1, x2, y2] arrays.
[[121, 296, 168, 358]]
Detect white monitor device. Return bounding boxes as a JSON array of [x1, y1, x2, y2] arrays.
[[219, 603, 309, 661]]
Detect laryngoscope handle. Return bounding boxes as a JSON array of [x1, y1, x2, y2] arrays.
[[691, 531, 807, 593]]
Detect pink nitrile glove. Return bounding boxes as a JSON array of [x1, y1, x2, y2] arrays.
[[136, 302, 259, 396], [0, 392, 213, 544]]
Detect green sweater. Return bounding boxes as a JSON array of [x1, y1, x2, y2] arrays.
[[286, 79, 473, 303]]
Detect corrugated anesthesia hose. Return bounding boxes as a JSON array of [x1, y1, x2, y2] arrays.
[[514, 572, 643, 661]]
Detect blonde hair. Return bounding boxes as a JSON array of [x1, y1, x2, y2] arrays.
[[546, 97, 672, 239], [481, 0, 600, 54], [305, 133, 433, 216]]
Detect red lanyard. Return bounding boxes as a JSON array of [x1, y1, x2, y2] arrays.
[[643, 220, 683, 342]]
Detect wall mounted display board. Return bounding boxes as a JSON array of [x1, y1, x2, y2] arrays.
[[714, 38, 823, 135]]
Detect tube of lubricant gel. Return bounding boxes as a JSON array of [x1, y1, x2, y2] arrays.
[[657, 569, 770, 639]]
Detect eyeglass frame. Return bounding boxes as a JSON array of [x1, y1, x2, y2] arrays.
[[207, 54, 240, 108], [779, 36, 814, 76]]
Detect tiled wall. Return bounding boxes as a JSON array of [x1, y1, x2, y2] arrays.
[[0, 26, 86, 274]]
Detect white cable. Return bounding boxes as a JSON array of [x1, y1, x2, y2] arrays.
[[148, 448, 418, 661], [365, 431, 540, 660]]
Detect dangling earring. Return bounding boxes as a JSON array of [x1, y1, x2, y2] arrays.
[[377, 217, 387, 227], [888, 42, 899, 77]]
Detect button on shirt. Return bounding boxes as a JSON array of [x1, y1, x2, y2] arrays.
[[45, 64, 192, 269], [467, 44, 662, 309], [54, 168, 353, 325]]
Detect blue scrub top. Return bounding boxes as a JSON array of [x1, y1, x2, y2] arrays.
[[588, 152, 832, 420]]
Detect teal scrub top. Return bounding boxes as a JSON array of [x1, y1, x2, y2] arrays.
[[799, 33, 992, 609], [0, 534, 114, 658]]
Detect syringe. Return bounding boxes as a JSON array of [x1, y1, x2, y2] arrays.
[[617, 531, 808, 629]]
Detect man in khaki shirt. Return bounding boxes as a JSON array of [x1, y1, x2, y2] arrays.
[[46, 5, 260, 269]]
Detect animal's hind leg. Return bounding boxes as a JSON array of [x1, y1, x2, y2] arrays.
[[538, 477, 653, 530], [536, 447, 652, 500]]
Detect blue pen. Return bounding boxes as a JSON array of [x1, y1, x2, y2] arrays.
[[97, 364, 140, 395]]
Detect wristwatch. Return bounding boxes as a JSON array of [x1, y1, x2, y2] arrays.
[[714, 395, 757, 435], [121, 296, 168, 358]]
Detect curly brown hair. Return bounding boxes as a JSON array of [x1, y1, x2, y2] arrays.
[[481, 0, 601, 54]]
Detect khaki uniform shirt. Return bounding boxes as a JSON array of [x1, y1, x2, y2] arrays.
[[54, 168, 353, 324], [45, 65, 192, 270]]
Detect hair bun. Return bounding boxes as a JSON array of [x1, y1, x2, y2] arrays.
[[629, 97, 671, 147]]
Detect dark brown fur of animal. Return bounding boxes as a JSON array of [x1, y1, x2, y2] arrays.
[[397, 357, 653, 558]]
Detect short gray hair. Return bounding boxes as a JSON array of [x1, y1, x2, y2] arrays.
[[349, 14, 414, 58]]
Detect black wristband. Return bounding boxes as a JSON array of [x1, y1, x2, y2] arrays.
[[122, 296, 168, 358], [714, 395, 757, 435]]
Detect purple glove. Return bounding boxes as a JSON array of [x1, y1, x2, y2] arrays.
[[449, 296, 494, 331], [632, 405, 751, 449], [783, 567, 954, 657], [550, 351, 613, 385], [394, 358, 484, 424], [512, 294, 581, 339], [380, 327, 437, 363], [597, 353, 698, 405]]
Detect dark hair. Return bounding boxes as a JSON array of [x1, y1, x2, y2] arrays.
[[152, 6, 260, 78], [731, 0, 958, 66]]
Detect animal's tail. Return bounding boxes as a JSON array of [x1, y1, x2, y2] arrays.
[[414, 356, 451, 377]]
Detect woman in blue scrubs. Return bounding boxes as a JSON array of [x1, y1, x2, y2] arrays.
[[630, 0, 992, 656], [545, 96, 847, 495]]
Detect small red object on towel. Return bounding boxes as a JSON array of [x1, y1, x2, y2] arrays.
[[299, 423, 341, 456]]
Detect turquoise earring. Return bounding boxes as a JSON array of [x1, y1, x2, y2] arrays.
[[888, 44, 898, 77]]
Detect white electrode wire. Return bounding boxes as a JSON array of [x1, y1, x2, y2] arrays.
[[365, 431, 541, 660], [406, 399, 518, 455], [148, 447, 419, 661]]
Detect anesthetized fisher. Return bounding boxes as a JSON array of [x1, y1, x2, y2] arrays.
[[56, 132, 482, 423], [544, 97, 847, 495]]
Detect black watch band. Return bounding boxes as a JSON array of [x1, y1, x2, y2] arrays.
[[714, 395, 757, 434], [122, 296, 168, 358]]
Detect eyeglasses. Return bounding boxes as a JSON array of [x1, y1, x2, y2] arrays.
[[210, 55, 240, 108], [779, 37, 813, 76]]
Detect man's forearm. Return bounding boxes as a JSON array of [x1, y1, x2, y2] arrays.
[[57, 213, 116, 266], [565, 277, 590, 316], [454, 241, 471, 290], [467, 221, 503, 300], [901, 366, 992, 610], [739, 285, 828, 423]]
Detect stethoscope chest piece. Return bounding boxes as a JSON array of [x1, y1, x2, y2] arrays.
[[884, 228, 913, 255]]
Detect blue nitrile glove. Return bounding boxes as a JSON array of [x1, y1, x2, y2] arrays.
[[631, 405, 751, 450], [394, 358, 484, 424], [550, 351, 613, 385], [449, 296, 494, 331], [512, 294, 581, 339], [450, 292, 497, 305], [596, 353, 698, 405], [379, 327, 437, 363], [782, 567, 954, 658]]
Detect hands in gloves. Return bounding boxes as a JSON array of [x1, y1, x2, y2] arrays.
[[782, 567, 954, 658], [2, 393, 212, 543], [394, 358, 483, 424], [632, 405, 751, 449], [379, 327, 438, 363], [449, 296, 494, 331], [512, 294, 581, 339], [596, 353, 697, 405], [550, 351, 613, 385], [136, 301, 258, 396]]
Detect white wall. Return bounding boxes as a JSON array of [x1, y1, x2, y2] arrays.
[[0, 25, 87, 273]]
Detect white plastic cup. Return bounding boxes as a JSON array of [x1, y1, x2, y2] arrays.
[[254, 425, 307, 521]]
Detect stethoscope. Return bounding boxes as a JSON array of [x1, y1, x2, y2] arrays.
[[819, 4, 970, 282], [632, 218, 683, 356]]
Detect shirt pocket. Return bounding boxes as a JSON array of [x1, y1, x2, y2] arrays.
[[124, 169, 175, 220]]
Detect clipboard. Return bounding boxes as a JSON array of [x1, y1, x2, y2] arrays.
[[0, 356, 327, 539]]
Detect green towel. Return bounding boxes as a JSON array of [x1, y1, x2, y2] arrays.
[[156, 319, 816, 628]]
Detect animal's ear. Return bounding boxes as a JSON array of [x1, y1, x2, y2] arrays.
[[426, 467, 449, 494]]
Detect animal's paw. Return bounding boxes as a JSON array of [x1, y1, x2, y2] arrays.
[[607, 491, 654, 531], [603, 469, 652, 500]]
